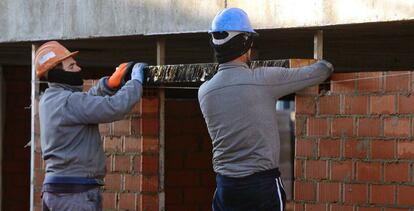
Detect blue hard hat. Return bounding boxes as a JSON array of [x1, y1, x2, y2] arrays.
[[209, 8, 257, 35]]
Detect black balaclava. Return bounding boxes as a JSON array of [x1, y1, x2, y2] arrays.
[[46, 67, 84, 86], [210, 32, 254, 64]]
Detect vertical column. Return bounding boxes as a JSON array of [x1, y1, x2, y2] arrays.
[[313, 30, 323, 60], [157, 38, 166, 211], [0, 65, 3, 210], [30, 44, 38, 211]]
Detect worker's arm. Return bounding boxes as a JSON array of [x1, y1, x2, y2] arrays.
[[256, 60, 333, 99], [61, 63, 146, 125], [87, 62, 135, 97]]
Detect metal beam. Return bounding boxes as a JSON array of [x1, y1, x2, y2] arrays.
[[30, 44, 38, 211]]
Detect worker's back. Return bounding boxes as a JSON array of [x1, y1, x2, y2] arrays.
[[198, 60, 333, 178]]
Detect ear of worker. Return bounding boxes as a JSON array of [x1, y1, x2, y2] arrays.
[[106, 62, 147, 89]]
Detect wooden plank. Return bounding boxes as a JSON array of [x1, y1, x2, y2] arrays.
[[314, 30, 323, 60]]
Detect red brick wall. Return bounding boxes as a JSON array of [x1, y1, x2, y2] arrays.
[[33, 81, 161, 211], [165, 99, 215, 211], [2, 67, 31, 211], [295, 71, 414, 210]]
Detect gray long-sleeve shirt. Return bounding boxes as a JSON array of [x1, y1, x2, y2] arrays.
[[198, 61, 333, 177], [40, 78, 142, 180]]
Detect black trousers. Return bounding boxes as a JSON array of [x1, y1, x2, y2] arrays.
[[213, 168, 286, 211]]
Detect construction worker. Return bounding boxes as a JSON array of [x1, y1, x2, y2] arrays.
[[198, 8, 334, 211], [35, 41, 146, 211]]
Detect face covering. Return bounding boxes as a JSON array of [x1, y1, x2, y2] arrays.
[[46, 68, 84, 86]]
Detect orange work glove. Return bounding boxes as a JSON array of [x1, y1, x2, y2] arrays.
[[107, 62, 135, 89]]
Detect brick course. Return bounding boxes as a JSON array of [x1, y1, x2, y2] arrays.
[[295, 70, 414, 210]]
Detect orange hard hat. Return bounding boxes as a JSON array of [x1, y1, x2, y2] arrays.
[[34, 41, 79, 78]]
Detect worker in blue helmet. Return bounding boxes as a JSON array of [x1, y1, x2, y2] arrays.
[[198, 8, 334, 211]]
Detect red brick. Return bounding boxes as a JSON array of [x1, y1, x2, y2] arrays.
[[358, 208, 381, 211], [183, 187, 213, 204], [305, 160, 328, 179], [397, 186, 414, 206], [140, 194, 159, 211], [106, 155, 113, 172], [184, 152, 212, 169], [165, 152, 185, 169], [307, 118, 329, 137], [294, 203, 305, 211], [319, 139, 341, 158], [384, 117, 410, 137], [142, 97, 159, 116], [305, 203, 327, 211], [397, 140, 414, 159], [104, 174, 121, 190], [332, 117, 354, 137], [124, 136, 141, 152], [345, 139, 368, 159], [330, 73, 356, 93], [318, 182, 340, 202], [99, 123, 111, 135], [384, 162, 410, 182], [165, 134, 199, 152], [102, 192, 116, 209], [296, 139, 315, 157], [344, 183, 368, 203], [384, 71, 410, 92], [142, 117, 159, 136], [295, 159, 304, 178], [294, 181, 316, 201], [371, 140, 395, 159], [165, 188, 183, 205], [330, 204, 354, 211], [331, 160, 353, 181], [124, 174, 140, 191], [356, 72, 382, 93], [356, 162, 382, 182], [384, 208, 410, 211], [112, 119, 131, 135], [200, 171, 216, 187], [319, 95, 340, 115], [357, 118, 381, 137], [142, 137, 159, 153], [131, 100, 142, 114], [133, 155, 141, 172], [398, 95, 414, 114], [371, 184, 395, 204], [141, 154, 159, 174], [131, 117, 141, 135], [104, 136, 122, 152], [295, 95, 316, 114], [119, 193, 136, 210], [114, 155, 131, 172], [166, 170, 200, 187], [344, 95, 369, 115], [295, 116, 307, 137], [141, 175, 159, 192], [297, 85, 319, 95], [370, 95, 396, 114]]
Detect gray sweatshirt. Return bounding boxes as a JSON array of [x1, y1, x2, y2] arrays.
[[40, 78, 142, 180], [198, 61, 333, 177]]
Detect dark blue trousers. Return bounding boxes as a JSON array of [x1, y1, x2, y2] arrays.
[[213, 168, 286, 211]]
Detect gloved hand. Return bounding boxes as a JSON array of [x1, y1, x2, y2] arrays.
[[131, 63, 147, 84], [107, 62, 135, 89]]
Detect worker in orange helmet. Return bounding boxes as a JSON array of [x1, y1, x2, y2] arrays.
[[198, 8, 334, 211], [35, 41, 146, 211]]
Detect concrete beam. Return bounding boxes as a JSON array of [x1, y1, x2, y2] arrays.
[[228, 0, 414, 29], [1, 0, 414, 43]]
